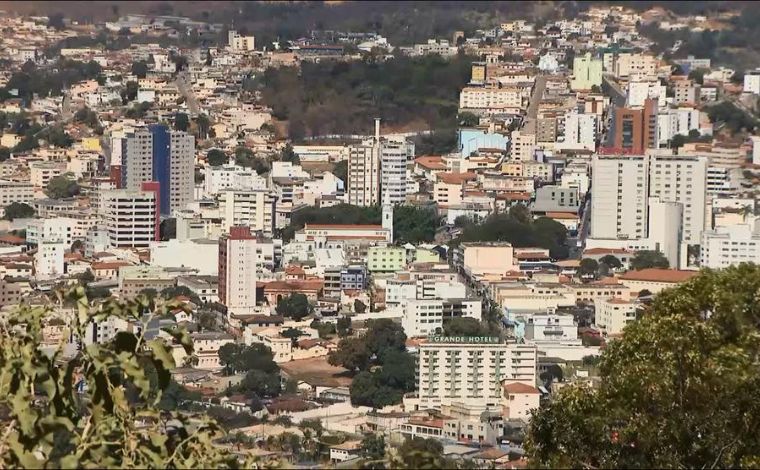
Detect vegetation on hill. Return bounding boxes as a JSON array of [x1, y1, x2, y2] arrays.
[[281, 203, 439, 245], [454, 208, 570, 259], [526, 264, 760, 468], [259, 55, 474, 140], [0, 59, 102, 104]]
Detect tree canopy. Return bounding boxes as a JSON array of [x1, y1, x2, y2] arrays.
[[630, 250, 669, 270], [0, 286, 246, 467], [275, 293, 313, 321], [207, 149, 229, 167], [3, 202, 34, 220], [46, 174, 80, 199], [526, 264, 760, 468]]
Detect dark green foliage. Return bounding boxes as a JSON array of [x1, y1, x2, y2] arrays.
[[280, 143, 299, 164], [159, 218, 176, 241], [337, 316, 352, 337], [218, 343, 279, 376], [240, 369, 281, 398], [261, 55, 473, 138], [455, 213, 569, 259], [599, 255, 622, 269], [1, 59, 101, 104], [392, 206, 439, 244], [332, 160, 348, 183], [413, 128, 459, 156], [74, 107, 101, 132], [234, 147, 269, 175], [206, 149, 228, 167], [442, 316, 497, 337], [160, 285, 201, 306], [131, 60, 149, 79], [125, 101, 152, 118], [3, 202, 34, 220], [46, 174, 80, 199], [354, 299, 367, 313], [630, 250, 670, 270], [526, 265, 760, 468], [705, 101, 758, 134], [395, 437, 447, 469], [579, 258, 599, 277], [174, 113, 190, 132], [361, 434, 386, 462], [275, 293, 313, 321]]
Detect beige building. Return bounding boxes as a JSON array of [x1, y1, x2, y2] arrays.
[[618, 268, 698, 294], [596, 297, 638, 336], [218, 189, 276, 235], [433, 172, 476, 207], [501, 381, 541, 421], [458, 242, 516, 277], [459, 86, 525, 111]]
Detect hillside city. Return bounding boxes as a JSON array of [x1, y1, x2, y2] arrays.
[[1, 1, 760, 468]]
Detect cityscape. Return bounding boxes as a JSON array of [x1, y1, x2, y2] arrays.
[[0, 1, 758, 468]]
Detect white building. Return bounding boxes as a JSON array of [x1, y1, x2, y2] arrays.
[[347, 137, 380, 207], [414, 337, 537, 409], [101, 189, 158, 248], [401, 298, 482, 337], [649, 155, 707, 245], [701, 222, 760, 269], [150, 239, 219, 275], [380, 136, 415, 206], [647, 197, 683, 269], [27, 218, 76, 246], [743, 69, 760, 95], [627, 80, 666, 107], [596, 297, 637, 336], [204, 164, 267, 195], [30, 162, 66, 188], [218, 189, 276, 235], [218, 227, 259, 316], [558, 110, 596, 151], [35, 240, 65, 281], [657, 106, 706, 145], [523, 313, 577, 342], [0, 181, 34, 214], [590, 154, 649, 240]]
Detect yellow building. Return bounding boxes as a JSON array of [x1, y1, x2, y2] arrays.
[[81, 137, 101, 152]]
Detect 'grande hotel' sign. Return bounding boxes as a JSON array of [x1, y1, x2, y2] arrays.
[[427, 336, 500, 344]]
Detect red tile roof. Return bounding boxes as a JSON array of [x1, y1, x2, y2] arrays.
[[619, 268, 698, 283], [504, 382, 540, 394], [414, 155, 446, 170], [437, 172, 477, 185]]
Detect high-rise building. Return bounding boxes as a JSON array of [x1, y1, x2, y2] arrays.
[[348, 120, 414, 207], [101, 184, 159, 248], [218, 226, 259, 316], [648, 155, 707, 244], [415, 336, 537, 409], [122, 124, 194, 216], [35, 240, 65, 281], [218, 189, 276, 235], [559, 110, 597, 151], [591, 154, 649, 240], [612, 98, 658, 154]]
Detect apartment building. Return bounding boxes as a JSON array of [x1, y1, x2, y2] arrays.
[[0, 180, 34, 212], [558, 110, 596, 151], [35, 240, 65, 281], [121, 124, 194, 215], [612, 98, 658, 154], [701, 223, 760, 269], [101, 187, 158, 248], [649, 155, 707, 244], [455, 242, 516, 277], [414, 337, 537, 409], [204, 164, 267, 195], [614, 53, 658, 80], [596, 297, 637, 336], [402, 298, 482, 337], [570, 52, 602, 91], [30, 162, 66, 188], [218, 189, 276, 235], [218, 226, 259, 316], [367, 246, 406, 273], [459, 86, 525, 111], [590, 154, 649, 240], [26, 218, 76, 246]]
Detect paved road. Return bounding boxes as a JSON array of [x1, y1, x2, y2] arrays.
[[523, 75, 547, 134], [175, 71, 200, 116]]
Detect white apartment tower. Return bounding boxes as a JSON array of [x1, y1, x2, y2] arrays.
[[348, 120, 414, 207], [101, 188, 158, 248], [218, 226, 259, 316], [416, 337, 537, 409], [649, 155, 707, 244], [218, 189, 276, 236], [35, 240, 65, 281], [591, 154, 649, 240]]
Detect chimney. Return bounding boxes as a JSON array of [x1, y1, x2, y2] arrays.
[[374, 118, 381, 142]]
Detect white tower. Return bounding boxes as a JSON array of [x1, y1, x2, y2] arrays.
[[383, 203, 394, 243]]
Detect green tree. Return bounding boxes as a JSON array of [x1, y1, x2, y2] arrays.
[[599, 255, 622, 269], [275, 293, 313, 321], [394, 206, 439, 244], [392, 437, 446, 469], [280, 143, 299, 164], [131, 60, 149, 79], [160, 285, 201, 305], [337, 316, 352, 337], [240, 369, 281, 397], [361, 434, 386, 462], [509, 203, 532, 224], [3, 202, 34, 220], [123, 80, 139, 102], [526, 265, 760, 468], [207, 149, 228, 166], [630, 250, 669, 270], [457, 112, 479, 127], [48, 13, 65, 30], [333, 160, 348, 183], [0, 286, 245, 468], [159, 218, 176, 241], [579, 258, 599, 277], [442, 316, 494, 337], [354, 299, 367, 313], [328, 337, 371, 372], [174, 112, 190, 132], [46, 174, 80, 199]]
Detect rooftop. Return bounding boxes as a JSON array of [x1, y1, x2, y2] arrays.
[[618, 268, 698, 283]]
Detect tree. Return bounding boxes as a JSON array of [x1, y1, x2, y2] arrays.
[[509, 203, 532, 224], [48, 12, 65, 30], [599, 255, 622, 269], [333, 160, 348, 183], [392, 437, 446, 469], [240, 369, 281, 397], [131, 60, 149, 79], [280, 143, 299, 164], [365, 319, 407, 362], [195, 114, 211, 139], [0, 285, 246, 468], [3, 202, 34, 220], [275, 293, 313, 321], [336, 316, 352, 337], [123, 80, 139, 102], [579, 258, 599, 277], [630, 250, 669, 270], [71, 239, 84, 253], [354, 299, 367, 313], [161, 285, 201, 305], [525, 265, 760, 468], [457, 112, 479, 127], [688, 68, 706, 85], [328, 337, 371, 372], [175, 113, 190, 132], [159, 218, 176, 241], [46, 174, 80, 199], [207, 149, 228, 167], [219, 343, 279, 376], [394, 206, 439, 244], [443, 317, 493, 337], [361, 434, 386, 462]]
